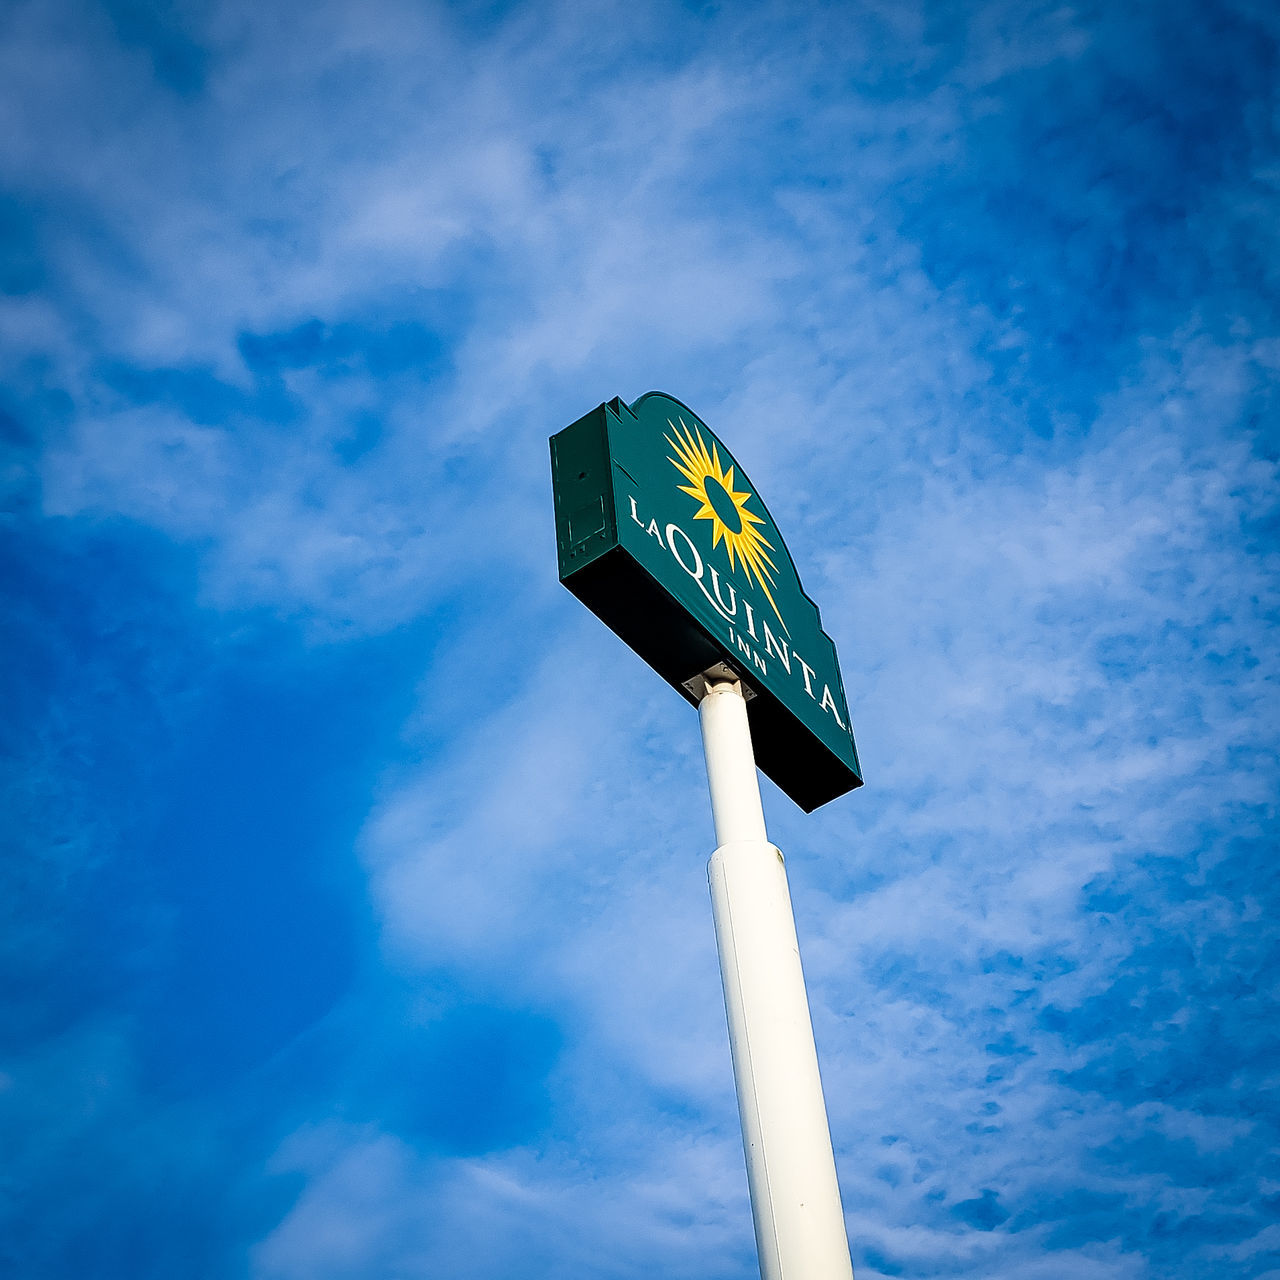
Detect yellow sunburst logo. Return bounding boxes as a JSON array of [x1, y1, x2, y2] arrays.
[[665, 418, 786, 632]]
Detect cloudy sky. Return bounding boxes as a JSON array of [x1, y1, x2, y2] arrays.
[[3, 0, 1278, 1276]]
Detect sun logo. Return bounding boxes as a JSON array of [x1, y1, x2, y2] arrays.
[[665, 418, 786, 633]]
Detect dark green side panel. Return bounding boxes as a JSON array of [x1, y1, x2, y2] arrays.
[[550, 393, 862, 813], [550, 402, 617, 577]]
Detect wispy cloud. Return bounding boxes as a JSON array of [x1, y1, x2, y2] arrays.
[[3, 0, 1277, 1276]]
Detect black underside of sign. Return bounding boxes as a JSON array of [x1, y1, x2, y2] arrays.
[[562, 546, 859, 812]]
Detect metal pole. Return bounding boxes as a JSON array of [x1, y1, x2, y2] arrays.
[[699, 674, 854, 1280]]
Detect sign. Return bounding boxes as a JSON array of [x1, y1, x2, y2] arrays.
[[550, 392, 862, 811]]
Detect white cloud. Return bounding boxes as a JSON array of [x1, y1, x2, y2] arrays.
[[7, 0, 1278, 1275]]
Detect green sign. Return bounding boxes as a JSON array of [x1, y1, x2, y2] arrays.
[[550, 392, 862, 811]]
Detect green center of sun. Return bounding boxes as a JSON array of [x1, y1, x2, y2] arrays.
[[704, 476, 744, 534]]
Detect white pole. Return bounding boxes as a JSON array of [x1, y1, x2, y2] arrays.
[[699, 675, 854, 1280]]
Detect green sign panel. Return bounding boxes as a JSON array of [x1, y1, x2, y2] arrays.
[[550, 392, 862, 812]]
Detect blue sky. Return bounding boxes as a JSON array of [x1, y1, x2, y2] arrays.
[[2, 0, 1278, 1275]]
